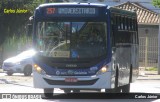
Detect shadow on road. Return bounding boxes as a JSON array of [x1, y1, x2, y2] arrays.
[[4, 74, 33, 77], [0, 78, 32, 88], [0, 79, 16, 84]]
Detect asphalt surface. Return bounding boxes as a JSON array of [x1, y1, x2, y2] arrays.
[[0, 70, 160, 101]]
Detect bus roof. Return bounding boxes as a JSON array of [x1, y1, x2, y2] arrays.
[[37, 2, 107, 9]]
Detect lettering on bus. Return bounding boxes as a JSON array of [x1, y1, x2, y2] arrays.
[[47, 8, 56, 14], [58, 8, 96, 15], [45, 7, 97, 16]]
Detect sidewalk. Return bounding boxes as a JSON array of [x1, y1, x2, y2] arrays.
[[138, 71, 160, 80]]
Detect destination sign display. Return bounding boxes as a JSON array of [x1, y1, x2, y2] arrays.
[[45, 7, 98, 17]]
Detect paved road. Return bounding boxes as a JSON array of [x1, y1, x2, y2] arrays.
[[0, 73, 160, 101]]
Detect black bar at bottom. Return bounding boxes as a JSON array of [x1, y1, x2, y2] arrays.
[[44, 93, 160, 99], [0, 93, 159, 99]]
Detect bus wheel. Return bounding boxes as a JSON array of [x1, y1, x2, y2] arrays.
[[121, 64, 132, 93], [63, 89, 72, 93], [122, 84, 130, 93], [114, 87, 121, 93], [105, 89, 115, 93], [114, 65, 121, 93], [7, 72, 13, 76], [24, 65, 32, 76], [72, 89, 80, 93], [44, 88, 54, 98]]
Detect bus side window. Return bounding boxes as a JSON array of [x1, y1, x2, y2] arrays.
[[135, 19, 138, 31], [126, 17, 129, 30], [122, 17, 125, 30], [116, 32, 132, 44], [120, 17, 123, 30], [134, 19, 137, 31], [131, 18, 134, 30], [128, 18, 131, 30], [133, 33, 136, 44], [117, 16, 120, 30], [111, 15, 116, 47], [124, 17, 127, 30], [135, 19, 139, 44], [135, 32, 138, 44]]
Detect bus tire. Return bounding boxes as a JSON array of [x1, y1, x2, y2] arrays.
[[129, 64, 133, 83], [105, 65, 121, 93], [121, 64, 132, 93], [63, 89, 72, 93], [121, 84, 130, 93], [114, 65, 121, 93], [24, 65, 32, 76], [72, 89, 80, 93], [113, 87, 121, 93], [44, 88, 54, 98], [105, 89, 115, 93]]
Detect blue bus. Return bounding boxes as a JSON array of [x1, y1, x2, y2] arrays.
[[31, 3, 139, 97]]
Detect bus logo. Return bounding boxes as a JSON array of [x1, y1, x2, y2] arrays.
[[68, 70, 74, 75], [56, 71, 60, 75], [66, 64, 77, 68]]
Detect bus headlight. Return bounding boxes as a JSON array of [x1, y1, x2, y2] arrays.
[[96, 65, 108, 75], [33, 64, 46, 75]]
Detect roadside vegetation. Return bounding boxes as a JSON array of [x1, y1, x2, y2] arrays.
[[3, 34, 32, 60], [152, 0, 160, 7], [145, 67, 158, 71], [0, 0, 44, 60]]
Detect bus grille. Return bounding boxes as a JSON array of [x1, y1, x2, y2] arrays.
[[43, 78, 99, 85]]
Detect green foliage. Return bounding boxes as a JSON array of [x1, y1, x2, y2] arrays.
[[152, 0, 160, 8], [0, 0, 46, 60], [0, 0, 45, 45], [145, 67, 158, 71], [3, 34, 32, 59]]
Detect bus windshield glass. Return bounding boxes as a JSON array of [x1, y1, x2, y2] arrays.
[[36, 22, 107, 59]]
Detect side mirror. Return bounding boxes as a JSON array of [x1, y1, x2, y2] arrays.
[[27, 24, 33, 36]]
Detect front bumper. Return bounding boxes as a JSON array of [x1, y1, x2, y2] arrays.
[[33, 71, 112, 89]]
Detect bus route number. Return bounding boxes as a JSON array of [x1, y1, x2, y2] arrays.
[[47, 8, 56, 14]]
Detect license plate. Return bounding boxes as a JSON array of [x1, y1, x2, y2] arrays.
[[65, 78, 78, 82]]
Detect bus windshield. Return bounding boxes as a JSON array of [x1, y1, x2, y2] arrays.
[[36, 22, 107, 59]]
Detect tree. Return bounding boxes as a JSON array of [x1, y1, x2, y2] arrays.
[[0, 0, 45, 45], [152, 0, 160, 8]]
